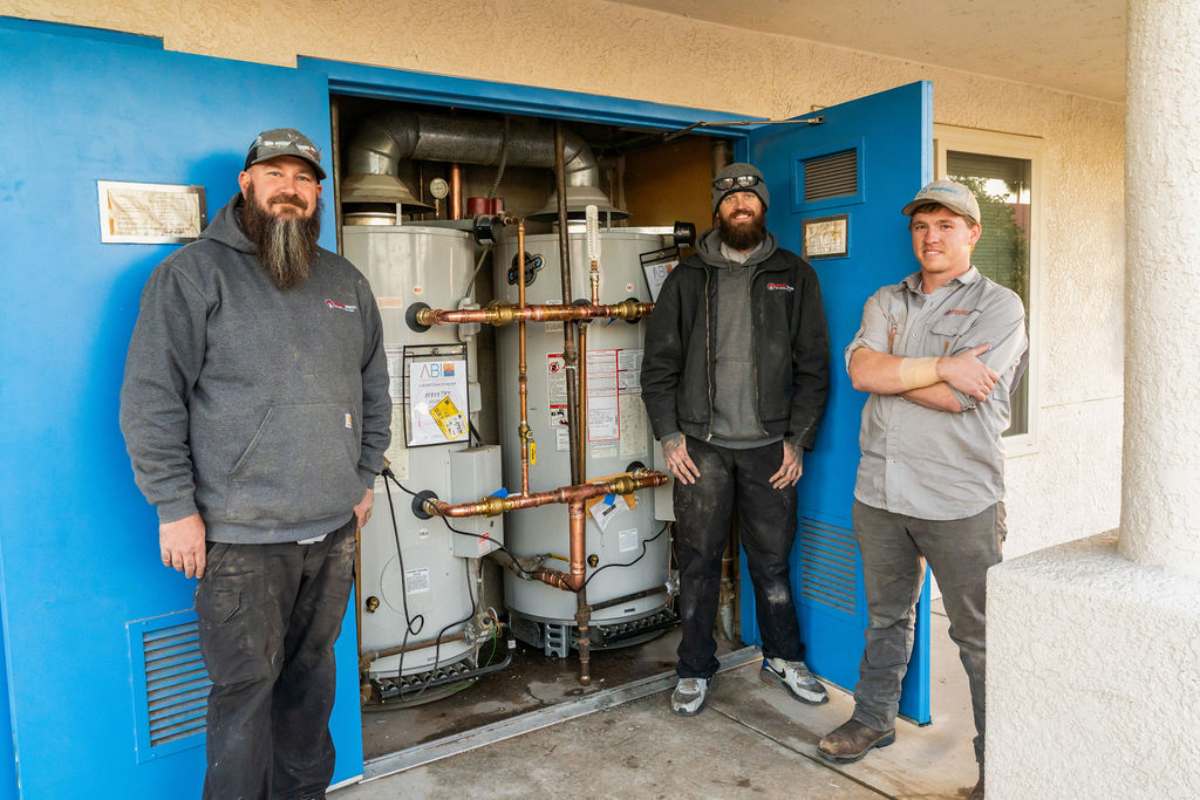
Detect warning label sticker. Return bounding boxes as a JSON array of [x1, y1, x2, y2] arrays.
[[430, 395, 466, 441], [404, 568, 431, 594]]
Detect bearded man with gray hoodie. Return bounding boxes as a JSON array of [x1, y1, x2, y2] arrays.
[[641, 162, 830, 716], [120, 129, 390, 800]]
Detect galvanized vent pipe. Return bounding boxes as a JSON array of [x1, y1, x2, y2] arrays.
[[344, 110, 626, 219]]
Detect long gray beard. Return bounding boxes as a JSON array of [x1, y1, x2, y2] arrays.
[[240, 189, 322, 290]]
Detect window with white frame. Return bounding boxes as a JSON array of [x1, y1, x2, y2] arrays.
[[935, 126, 1041, 454]]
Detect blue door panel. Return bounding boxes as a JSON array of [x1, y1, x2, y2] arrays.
[[737, 82, 934, 724], [0, 24, 363, 797]]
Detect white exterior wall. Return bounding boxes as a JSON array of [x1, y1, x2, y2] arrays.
[[1, 0, 1126, 556]]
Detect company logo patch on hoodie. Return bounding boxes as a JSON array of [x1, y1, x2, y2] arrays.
[[767, 282, 794, 292], [325, 298, 359, 312]]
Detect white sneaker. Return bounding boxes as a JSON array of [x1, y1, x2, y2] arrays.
[[760, 657, 828, 705], [670, 676, 712, 716]]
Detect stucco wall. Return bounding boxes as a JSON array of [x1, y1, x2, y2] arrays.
[[2, 0, 1125, 558]]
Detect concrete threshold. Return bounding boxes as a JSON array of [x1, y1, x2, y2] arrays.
[[360, 645, 764, 784]]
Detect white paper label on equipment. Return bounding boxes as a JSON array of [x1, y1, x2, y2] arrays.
[[618, 394, 648, 459], [618, 528, 640, 553], [404, 568, 431, 594], [589, 494, 630, 532], [408, 358, 469, 446], [546, 353, 567, 405], [587, 349, 620, 444], [556, 427, 570, 452], [618, 348, 644, 393], [385, 345, 404, 403], [384, 404, 410, 480]]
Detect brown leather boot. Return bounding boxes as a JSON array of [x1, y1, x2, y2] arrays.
[[817, 718, 896, 763]]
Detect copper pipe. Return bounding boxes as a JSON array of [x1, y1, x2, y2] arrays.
[[360, 631, 469, 670], [578, 323, 589, 480], [449, 163, 462, 220], [416, 299, 653, 327], [568, 500, 587, 588], [428, 470, 667, 519], [517, 219, 530, 497], [576, 586, 592, 685]]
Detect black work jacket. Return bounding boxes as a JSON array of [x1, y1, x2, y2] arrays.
[[640, 247, 830, 450]]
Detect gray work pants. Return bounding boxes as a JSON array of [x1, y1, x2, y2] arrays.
[[850, 500, 1005, 765]]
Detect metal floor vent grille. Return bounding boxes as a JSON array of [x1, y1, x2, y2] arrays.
[[796, 516, 859, 615], [803, 149, 858, 201], [128, 611, 211, 761]]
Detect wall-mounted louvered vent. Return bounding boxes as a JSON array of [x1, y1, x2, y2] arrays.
[[803, 149, 858, 202], [795, 516, 858, 615], [127, 611, 210, 761]]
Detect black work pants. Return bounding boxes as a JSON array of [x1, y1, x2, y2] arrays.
[[673, 437, 803, 679], [195, 515, 356, 800]]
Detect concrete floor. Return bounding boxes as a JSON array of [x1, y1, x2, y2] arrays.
[[338, 603, 979, 800]]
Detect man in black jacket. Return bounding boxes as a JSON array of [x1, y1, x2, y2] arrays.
[[641, 162, 830, 715]]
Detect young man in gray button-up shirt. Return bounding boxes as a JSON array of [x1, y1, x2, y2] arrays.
[[817, 180, 1028, 800]]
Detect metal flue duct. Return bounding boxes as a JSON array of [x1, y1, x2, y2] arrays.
[[344, 111, 626, 219]]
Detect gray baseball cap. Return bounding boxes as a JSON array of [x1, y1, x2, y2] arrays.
[[244, 128, 326, 180], [712, 162, 770, 213], [901, 179, 980, 222]]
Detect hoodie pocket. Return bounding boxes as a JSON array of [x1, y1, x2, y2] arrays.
[[225, 403, 363, 524]]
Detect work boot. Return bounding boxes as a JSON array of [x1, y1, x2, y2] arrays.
[[969, 776, 984, 800], [670, 676, 713, 716], [760, 657, 828, 705], [817, 718, 896, 763]]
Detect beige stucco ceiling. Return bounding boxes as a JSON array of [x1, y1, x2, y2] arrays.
[[611, 0, 1126, 102]]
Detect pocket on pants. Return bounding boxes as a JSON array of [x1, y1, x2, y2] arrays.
[[195, 571, 272, 685]]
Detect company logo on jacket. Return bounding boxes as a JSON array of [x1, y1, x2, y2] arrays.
[[325, 298, 359, 312], [766, 282, 794, 292]]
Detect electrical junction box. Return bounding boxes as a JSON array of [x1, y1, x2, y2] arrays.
[[449, 445, 505, 557]]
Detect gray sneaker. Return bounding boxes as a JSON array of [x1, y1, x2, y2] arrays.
[[670, 676, 712, 716], [760, 657, 828, 704]]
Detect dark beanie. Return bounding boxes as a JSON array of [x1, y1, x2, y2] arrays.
[[712, 162, 769, 213]]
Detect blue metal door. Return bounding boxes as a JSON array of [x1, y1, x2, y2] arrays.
[[737, 82, 934, 723], [0, 20, 363, 797]]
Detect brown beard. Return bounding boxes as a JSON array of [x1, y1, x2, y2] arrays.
[[717, 209, 766, 251], [240, 184, 322, 290]]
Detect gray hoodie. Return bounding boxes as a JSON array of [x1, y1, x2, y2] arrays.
[[695, 228, 782, 448], [119, 194, 391, 544]]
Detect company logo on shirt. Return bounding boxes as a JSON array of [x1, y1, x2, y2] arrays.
[[324, 298, 359, 312], [944, 308, 972, 316], [766, 282, 794, 292]]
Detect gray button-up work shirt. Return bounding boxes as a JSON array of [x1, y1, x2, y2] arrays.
[[845, 267, 1028, 520]]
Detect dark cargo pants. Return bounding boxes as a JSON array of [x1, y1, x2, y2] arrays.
[[674, 437, 804, 679], [195, 515, 356, 800], [850, 500, 1005, 765]]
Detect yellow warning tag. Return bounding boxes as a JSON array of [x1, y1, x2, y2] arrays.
[[430, 394, 466, 441], [529, 439, 538, 465]]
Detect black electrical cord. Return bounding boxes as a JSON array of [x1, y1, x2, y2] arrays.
[[380, 467, 499, 701], [579, 521, 669, 592], [404, 556, 477, 701], [382, 472, 425, 686]]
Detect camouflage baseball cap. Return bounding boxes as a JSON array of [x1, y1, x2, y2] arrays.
[[244, 128, 326, 180], [901, 179, 980, 223]]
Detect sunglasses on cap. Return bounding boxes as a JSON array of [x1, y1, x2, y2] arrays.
[[712, 174, 762, 191]]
